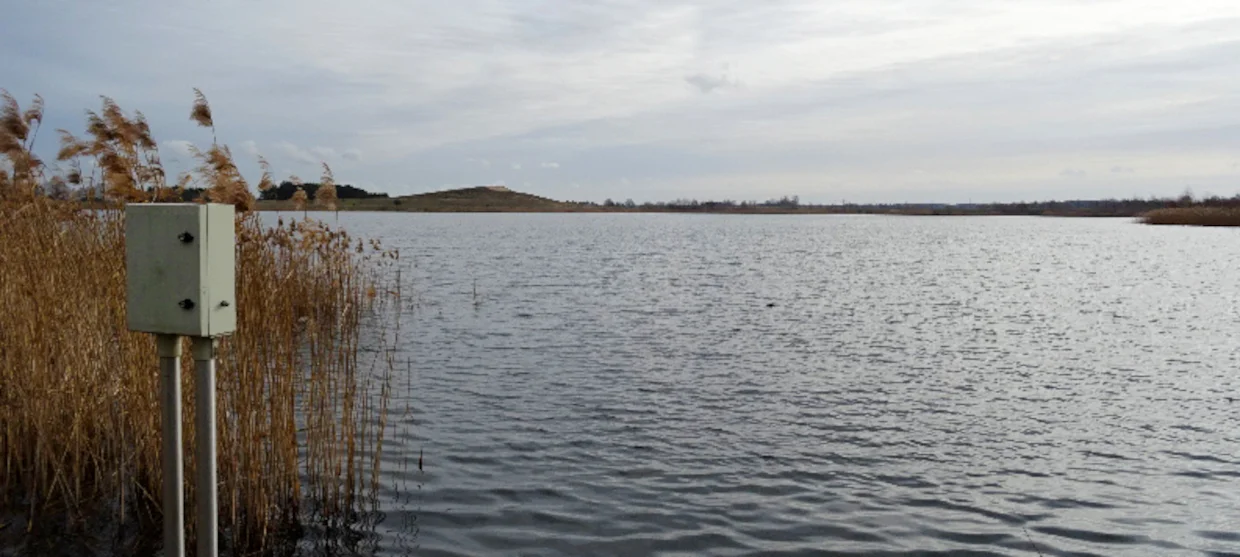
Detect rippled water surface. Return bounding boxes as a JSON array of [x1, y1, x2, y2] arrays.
[[333, 213, 1240, 556]]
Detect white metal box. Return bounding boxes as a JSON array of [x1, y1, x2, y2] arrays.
[[125, 203, 237, 337]]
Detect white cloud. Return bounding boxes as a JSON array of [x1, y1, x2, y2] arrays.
[[511, 162, 522, 170], [277, 141, 318, 165], [273, 142, 348, 164], [311, 146, 337, 160], [163, 140, 195, 158], [238, 139, 260, 157], [684, 72, 739, 94], [16, 0, 1240, 201]]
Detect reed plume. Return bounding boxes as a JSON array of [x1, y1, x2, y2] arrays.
[[190, 87, 215, 144], [0, 90, 398, 555], [315, 162, 338, 211]]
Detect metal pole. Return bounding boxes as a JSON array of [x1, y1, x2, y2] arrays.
[[156, 334, 186, 557], [191, 337, 219, 557]]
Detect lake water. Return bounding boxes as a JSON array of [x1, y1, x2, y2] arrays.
[[325, 213, 1240, 556]]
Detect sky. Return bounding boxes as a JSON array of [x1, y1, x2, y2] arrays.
[[3, 0, 1240, 204]]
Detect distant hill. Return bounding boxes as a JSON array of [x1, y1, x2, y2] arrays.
[[256, 186, 592, 212], [392, 186, 579, 212]]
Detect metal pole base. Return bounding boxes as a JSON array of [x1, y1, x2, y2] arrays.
[[192, 337, 219, 557], [156, 334, 185, 557]]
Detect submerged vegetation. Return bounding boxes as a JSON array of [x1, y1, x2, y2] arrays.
[[0, 90, 399, 554]]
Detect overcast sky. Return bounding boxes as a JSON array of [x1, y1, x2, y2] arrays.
[[4, 0, 1240, 203]]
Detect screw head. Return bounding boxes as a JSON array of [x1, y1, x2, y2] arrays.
[[178, 232, 194, 243], [178, 299, 196, 310]]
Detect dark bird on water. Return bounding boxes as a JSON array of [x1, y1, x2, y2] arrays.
[[766, 302, 776, 307]]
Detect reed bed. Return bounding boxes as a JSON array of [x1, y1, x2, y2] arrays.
[[1140, 207, 1240, 226], [0, 90, 398, 554]]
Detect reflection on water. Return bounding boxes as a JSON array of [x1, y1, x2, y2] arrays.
[[340, 213, 1240, 557]]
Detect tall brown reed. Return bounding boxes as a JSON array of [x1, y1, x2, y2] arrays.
[[0, 91, 398, 554], [315, 164, 338, 211]]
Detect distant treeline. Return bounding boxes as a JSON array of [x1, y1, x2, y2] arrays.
[[56, 180, 1240, 218], [565, 193, 1240, 216], [563, 195, 806, 211], [258, 181, 388, 201], [68, 181, 387, 203]]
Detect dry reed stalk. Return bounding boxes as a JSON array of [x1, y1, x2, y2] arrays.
[[315, 163, 338, 212], [0, 91, 399, 555]]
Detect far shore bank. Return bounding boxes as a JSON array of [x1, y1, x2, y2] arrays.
[[1140, 207, 1240, 226], [77, 186, 1240, 225], [252, 186, 1240, 223], [254, 200, 1138, 217], [249, 186, 1182, 218]]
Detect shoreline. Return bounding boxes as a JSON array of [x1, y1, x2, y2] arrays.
[[254, 205, 1142, 217], [76, 187, 1240, 225], [251, 187, 1233, 221]]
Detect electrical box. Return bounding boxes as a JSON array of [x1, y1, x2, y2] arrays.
[[126, 203, 237, 337]]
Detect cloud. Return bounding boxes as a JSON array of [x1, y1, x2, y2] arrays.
[[539, 162, 560, 169], [239, 140, 260, 157], [311, 146, 338, 160], [277, 141, 318, 165], [163, 139, 195, 158], [11, 0, 1240, 202], [274, 142, 348, 164], [511, 162, 522, 170], [1060, 168, 1088, 178], [1110, 166, 1135, 173], [684, 72, 739, 94]]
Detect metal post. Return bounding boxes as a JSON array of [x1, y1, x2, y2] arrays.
[[192, 337, 218, 557], [156, 334, 186, 557]]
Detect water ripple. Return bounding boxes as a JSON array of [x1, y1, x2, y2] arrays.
[[320, 213, 1240, 556]]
